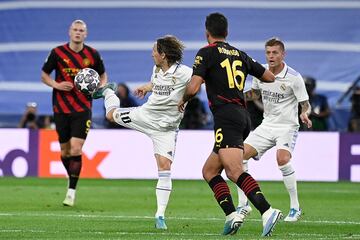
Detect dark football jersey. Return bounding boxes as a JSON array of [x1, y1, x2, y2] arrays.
[[42, 43, 105, 113], [192, 41, 265, 112]]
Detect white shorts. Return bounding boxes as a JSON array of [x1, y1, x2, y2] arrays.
[[244, 124, 298, 160], [112, 107, 178, 161]]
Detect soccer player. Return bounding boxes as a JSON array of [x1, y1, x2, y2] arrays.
[[178, 13, 282, 236], [41, 20, 107, 207], [236, 37, 312, 222], [92, 35, 192, 230]]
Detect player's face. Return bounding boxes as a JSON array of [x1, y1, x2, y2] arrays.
[[152, 43, 163, 67], [265, 45, 285, 68], [69, 23, 87, 44]]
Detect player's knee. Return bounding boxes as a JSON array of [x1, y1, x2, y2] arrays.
[[202, 166, 216, 182], [277, 155, 291, 166], [243, 144, 257, 160]]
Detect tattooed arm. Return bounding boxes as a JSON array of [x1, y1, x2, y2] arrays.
[[245, 88, 261, 101], [299, 100, 312, 128]]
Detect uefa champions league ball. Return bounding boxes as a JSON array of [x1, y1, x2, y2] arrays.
[[74, 68, 100, 95]]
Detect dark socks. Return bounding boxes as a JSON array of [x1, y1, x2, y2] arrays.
[[68, 155, 82, 189], [61, 156, 70, 174], [208, 175, 236, 216], [237, 172, 270, 215]]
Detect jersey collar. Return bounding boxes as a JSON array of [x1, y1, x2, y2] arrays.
[[163, 62, 180, 76], [265, 62, 288, 79]]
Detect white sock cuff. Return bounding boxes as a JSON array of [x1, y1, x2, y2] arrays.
[[104, 93, 120, 116], [157, 171, 172, 190], [279, 162, 295, 177], [158, 170, 171, 178]]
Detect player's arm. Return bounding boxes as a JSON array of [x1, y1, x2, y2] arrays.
[[134, 82, 153, 99], [41, 71, 73, 92], [99, 72, 108, 87], [245, 88, 261, 101], [259, 69, 275, 83], [178, 75, 203, 112], [299, 100, 312, 128]]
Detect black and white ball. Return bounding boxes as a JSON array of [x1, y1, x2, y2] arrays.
[[74, 68, 100, 95]]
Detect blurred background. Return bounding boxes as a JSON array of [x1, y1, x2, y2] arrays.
[[1, 0, 360, 131]]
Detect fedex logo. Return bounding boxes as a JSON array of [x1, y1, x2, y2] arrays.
[[0, 129, 108, 178], [38, 130, 109, 178], [339, 133, 360, 181], [0, 129, 38, 177]]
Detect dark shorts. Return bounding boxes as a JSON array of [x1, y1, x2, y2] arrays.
[[212, 104, 251, 153], [54, 110, 92, 143]]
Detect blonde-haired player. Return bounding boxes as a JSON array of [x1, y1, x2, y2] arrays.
[[237, 37, 312, 222]]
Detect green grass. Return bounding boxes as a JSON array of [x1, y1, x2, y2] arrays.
[[0, 178, 359, 239]]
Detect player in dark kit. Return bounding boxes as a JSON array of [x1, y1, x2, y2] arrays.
[[178, 13, 282, 237], [41, 19, 107, 207]]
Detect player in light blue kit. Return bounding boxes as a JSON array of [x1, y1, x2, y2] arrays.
[[237, 37, 312, 222], [92, 35, 192, 230]]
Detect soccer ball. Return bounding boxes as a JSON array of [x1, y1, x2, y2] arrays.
[[74, 68, 100, 95]]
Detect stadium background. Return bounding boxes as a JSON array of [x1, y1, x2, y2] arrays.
[[0, 2, 360, 239], [0, 0, 359, 182], [1, 0, 360, 130]]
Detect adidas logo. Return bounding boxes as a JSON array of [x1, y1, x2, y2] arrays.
[[167, 151, 173, 156]]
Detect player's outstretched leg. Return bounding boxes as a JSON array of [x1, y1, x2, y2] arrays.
[[261, 208, 283, 237], [92, 82, 117, 99]]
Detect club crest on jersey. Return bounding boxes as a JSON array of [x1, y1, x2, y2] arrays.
[[83, 58, 91, 66], [193, 56, 203, 68], [63, 58, 70, 65], [280, 83, 287, 91]]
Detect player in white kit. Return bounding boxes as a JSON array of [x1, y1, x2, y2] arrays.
[[92, 35, 192, 230], [237, 37, 312, 222]]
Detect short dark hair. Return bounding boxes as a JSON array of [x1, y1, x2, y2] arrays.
[[156, 35, 185, 65], [205, 12, 228, 38], [265, 37, 285, 51]]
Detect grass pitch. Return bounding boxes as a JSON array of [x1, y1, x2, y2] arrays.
[[0, 178, 359, 239]]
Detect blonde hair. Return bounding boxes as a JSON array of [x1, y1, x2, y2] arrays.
[[70, 19, 87, 30], [265, 37, 285, 51]]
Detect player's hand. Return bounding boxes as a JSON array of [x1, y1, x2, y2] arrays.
[[56, 81, 74, 91], [178, 99, 186, 112], [300, 112, 312, 128], [134, 87, 147, 99]]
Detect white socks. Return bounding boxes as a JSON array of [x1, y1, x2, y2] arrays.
[[237, 161, 249, 207], [279, 162, 300, 210], [155, 170, 172, 218], [237, 160, 300, 210], [103, 89, 120, 115]]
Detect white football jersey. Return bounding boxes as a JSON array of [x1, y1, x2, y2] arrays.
[[141, 63, 192, 130], [252, 63, 308, 128]]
